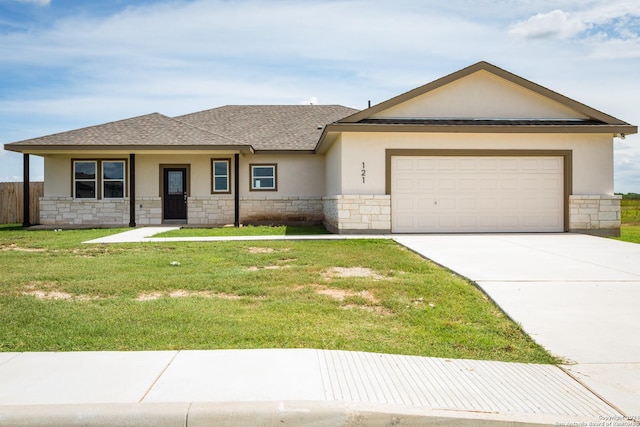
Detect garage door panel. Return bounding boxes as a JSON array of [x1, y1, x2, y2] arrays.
[[416, 178, 435, 190], [416, 159, 436, 170], [392, 156, 564, 233], [416, 198, 434, 210], [394, 196, 415, 210], [395, 159, 414, 171], [480, 179, 498, 190]]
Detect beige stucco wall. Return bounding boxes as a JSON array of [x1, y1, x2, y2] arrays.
[[332, 132, 613, 195], [324, 136, 343, 196], [43, 155, 73, 196], [43, 152, 325, 198], [373, 71, 590, 120], [239, 153, 325, 197]]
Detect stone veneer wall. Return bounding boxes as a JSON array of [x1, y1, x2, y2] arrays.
[[239, 196, 323, 224], [135, 197, 162, 225], [39, 197, 129, 225], [569, 194, 621, 237], [188, 196, 235, 225], [40, 196, 163, 226], [323, 195, 391, 234]]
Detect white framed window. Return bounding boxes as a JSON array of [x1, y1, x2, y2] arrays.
[[212, 159, 230, 193], [73, 161, 97, 199], [250, 164, 277, 191], [102, 160, 125, 199]]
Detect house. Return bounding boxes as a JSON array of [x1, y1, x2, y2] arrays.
[[4, 61, 637, 236]]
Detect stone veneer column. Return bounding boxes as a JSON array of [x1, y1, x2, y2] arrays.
[[323, 195, 391, 234], [569, 194, 621, 237]]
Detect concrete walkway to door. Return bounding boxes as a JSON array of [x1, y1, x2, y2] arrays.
[[395, 233, 640, 417]]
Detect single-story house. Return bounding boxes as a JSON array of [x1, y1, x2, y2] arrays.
[[5, 61, 637, 236]]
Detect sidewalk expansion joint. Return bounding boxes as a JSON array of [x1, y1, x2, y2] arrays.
[[138, 350, 180, 403], [558, 365, 630, 421]]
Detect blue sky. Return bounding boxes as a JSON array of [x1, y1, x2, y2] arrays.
[[1, 0, 639, 191]]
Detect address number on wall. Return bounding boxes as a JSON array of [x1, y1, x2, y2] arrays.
[[361, 162, 366, 183]]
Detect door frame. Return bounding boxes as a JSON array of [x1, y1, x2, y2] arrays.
[[159, 164, 191, 222]]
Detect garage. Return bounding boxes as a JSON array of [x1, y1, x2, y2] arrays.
[[391, 155, 565, 233]]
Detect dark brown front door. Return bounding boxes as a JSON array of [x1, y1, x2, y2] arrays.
[[163, 168, 187, 221]]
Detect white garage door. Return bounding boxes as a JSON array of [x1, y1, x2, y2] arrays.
[[391, 156, 564, 233]]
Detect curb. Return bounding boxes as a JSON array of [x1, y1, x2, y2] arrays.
[[0, 401, 603, 426]]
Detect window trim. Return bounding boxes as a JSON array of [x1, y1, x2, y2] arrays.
[[250, 163, 277, 191], [211, 158, 231, 194], [102, 160, 126, 199]]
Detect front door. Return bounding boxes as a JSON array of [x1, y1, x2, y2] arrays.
[[163, 168, 187, 221]]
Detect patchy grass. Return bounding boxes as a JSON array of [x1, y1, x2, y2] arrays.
[[621, 199, 640, 225], [0, 225, 556, 363], [155, 225, 329, 237], [612, 200, 640, 244], [615, 225, 640, 244]]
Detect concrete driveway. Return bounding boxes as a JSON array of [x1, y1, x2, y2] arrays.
[[394, 233, 640, 417]]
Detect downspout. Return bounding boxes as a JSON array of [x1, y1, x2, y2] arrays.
[[129, 153, 136, 227], [234, 153, 240, 227], [22, 154, 30, 228]]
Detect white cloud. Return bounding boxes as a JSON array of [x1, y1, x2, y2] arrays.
[[509, 1, 640, 41], [509, 10, 588, 39]]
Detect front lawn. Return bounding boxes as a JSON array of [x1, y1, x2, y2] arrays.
[[615, 199, 640, 244], [0, 225, 556, 363]]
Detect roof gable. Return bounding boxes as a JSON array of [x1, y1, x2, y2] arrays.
[[339, 61, 628, 125]]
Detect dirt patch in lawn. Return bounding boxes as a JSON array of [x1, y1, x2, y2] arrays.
[[247, 247, 275, 254], [246, 247, 291, 254], [22, 283, 96, 301], [1, 244, 46, 253], [311, 284, 392, 316], [135, 290, 246, 301], [314, 287, 380, 304], [323, 267, 385, 281]]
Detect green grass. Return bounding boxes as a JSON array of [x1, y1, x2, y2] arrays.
[[155, 224, 329, 237], [621, 199, 640, 225], [0, 224, 556, 363], [616, 225, 640, 244], [612, 200, 640, 244]]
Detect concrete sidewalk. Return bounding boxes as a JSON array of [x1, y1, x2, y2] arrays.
[[0, 349, 625, 426], [83, 226, 393, 244]]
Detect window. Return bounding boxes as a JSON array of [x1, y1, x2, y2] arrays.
[[250, 164, 277, 191], [73, 161, 97, 199], [212, 159, 230, 193], [72, 159, 126, 199], [103, 161, 125, 198]]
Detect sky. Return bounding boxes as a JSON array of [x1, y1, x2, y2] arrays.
[[0, 0, 639, 192]]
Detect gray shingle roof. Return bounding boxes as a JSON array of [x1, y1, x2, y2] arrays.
[[6, 113, 249, 149], [5, 113, 246, 150], [5, 106, 359, 152], [175, 105, 359, 151]]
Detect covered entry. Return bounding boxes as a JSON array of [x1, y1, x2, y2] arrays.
[[390, 153, 567, 233]]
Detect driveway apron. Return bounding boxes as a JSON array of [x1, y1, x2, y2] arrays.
[[394, 233, 640, 416]]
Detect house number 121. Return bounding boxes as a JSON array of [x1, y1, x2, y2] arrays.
[[361, 162, 366, 183]]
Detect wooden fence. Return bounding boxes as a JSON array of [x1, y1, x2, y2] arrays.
[[0, 182, 43, 225]]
